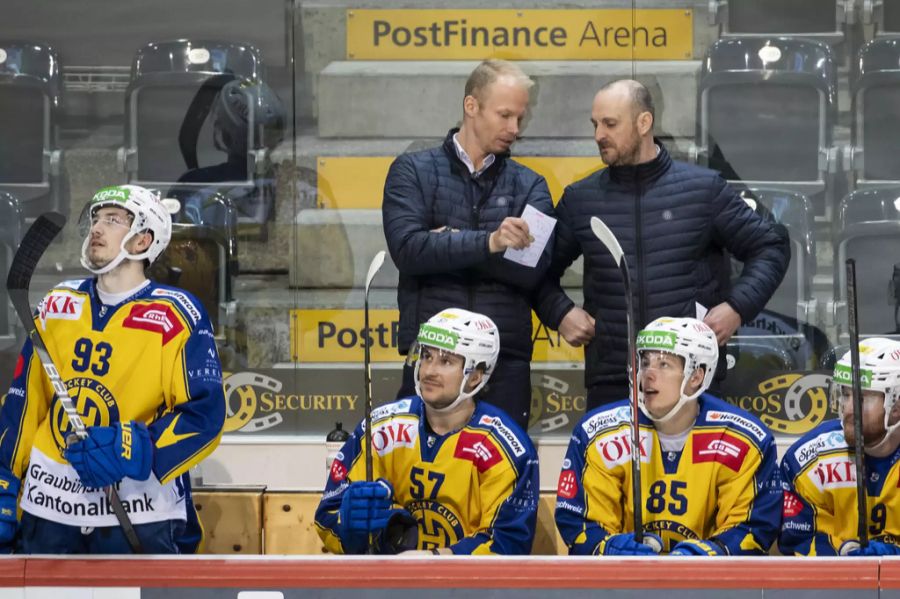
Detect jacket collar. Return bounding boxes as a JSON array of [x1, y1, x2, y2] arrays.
[[607, 137, 672, 185], [442, 128, 508, 180]]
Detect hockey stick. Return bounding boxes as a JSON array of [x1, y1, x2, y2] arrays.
[[7, 212, 144, 553], [363, 250, 386, 553], [590, 217, 643, 543], [845, 258, 868, 549]]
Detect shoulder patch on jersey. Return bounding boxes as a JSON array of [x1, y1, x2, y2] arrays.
[[806, 455, 856, 491], [454, 430, 502, 473], [123, 302, 185, 345], [371, 398, 412, 422], [477, 414, 526, 457], [594, 429, 652, 469], [692, 431, 750, 472], [150, 287, 201, 325], [793, 429, 847, 468], [38, 290, 86, 330], [581, 405, 631, 438], [557, 469, 578, 499], [371, 418, 419, 457], [705, 410, 767, 442], [782, 491, 804, 519]]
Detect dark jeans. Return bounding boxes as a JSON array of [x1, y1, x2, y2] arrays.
[[20, 511, 184, 554], [398, 356, 532, 430]]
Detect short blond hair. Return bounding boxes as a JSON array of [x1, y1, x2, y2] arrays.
[[464, 59, 533, 103]]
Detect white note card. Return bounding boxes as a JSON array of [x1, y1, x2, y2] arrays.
[[503, 204, 557, 268]]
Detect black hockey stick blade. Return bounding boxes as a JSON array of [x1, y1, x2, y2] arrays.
[[846, 258, 868, 548]]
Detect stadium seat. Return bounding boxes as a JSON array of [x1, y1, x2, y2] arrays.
[[833, 187, 900, 338], [863, 0, 900, 35], [736, 188, 817, 324], [0, 42, 64, 219], [710, 0, 852, 44], [148, 186, 238, 338], [119, 40, 284, 227], [0, 191, 23, 346], [695, 37, 839, 217], [845, 37, 900, 189]]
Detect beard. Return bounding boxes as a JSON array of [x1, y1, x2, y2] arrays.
[[600, 132, 643, 167]]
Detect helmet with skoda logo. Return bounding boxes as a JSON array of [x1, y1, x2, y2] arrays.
[[636, 317, 719, 422], [832, 337, 900, 450], [411, 308, 500, 413], [79, 184, 173, 275]]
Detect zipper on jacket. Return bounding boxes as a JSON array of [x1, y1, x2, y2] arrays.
[[635, 183, 648, 329]]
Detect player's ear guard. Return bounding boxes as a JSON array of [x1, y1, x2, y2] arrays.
[[380, 508, 418, 554]]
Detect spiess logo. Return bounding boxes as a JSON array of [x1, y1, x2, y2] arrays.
[[724, 372, 832, 436]]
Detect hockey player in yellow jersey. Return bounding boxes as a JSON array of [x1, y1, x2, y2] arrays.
[[315, 308, 539, 555], [780, 338, 900, 556], [555, 316, 781, 555], [0, 184, 225, 553]]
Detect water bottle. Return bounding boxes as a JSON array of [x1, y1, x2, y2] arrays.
[[325, 421, 350, 475]]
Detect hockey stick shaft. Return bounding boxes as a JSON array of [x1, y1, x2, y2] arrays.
[[363, 250, 386, 554], [846, 259, 868, 548], [7, 212, 144, 553], [590, 217, 642, 542]]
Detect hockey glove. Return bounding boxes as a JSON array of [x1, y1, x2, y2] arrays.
[[597, 532, 663, 556], [0, 470, 19, 547], [380, 508, 419, 554], [337, 478, 394, 554], [841, 540, 900, 556], [66, 421, 153, 489], [670, 538, 726, 556]]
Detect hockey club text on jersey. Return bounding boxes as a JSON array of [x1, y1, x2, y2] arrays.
[[692, 432, 750, 472], [151, 288, 201, 325], [594, 429, 652, 468], [794, 430, 846, 468], [807, 456, 856, 491], [478, 415, 526, 457], [706, 410, 767, 442], [123, 303, 184, 345], [581, 406, 630, 437], [453, 431, 502, 473], [39, 292, 85, 327], [371, 419, 419, 456]]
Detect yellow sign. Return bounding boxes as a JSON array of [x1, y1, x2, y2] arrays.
[[347, 9, 693, 60], [291, 309, 583, 363], [317, 156, 604, 209]]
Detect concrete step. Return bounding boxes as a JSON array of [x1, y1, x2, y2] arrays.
[[318, 60, 701, 138]]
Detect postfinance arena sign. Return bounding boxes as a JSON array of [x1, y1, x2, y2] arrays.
[[291, 309, 582, 362], [346, 9, 693, 60]]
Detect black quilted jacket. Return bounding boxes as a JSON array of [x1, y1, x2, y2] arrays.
[[383, 129, 555, 360], [533, 142, 790, 387]]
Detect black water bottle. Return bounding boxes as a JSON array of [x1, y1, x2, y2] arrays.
[[325, 422, 350, 475]]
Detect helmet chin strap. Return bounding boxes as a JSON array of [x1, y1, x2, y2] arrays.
[[80, 231, 139, 275], [416, 366, 485, 414], [640, 369, 704, 423]]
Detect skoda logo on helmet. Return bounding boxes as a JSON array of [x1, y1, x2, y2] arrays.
[[418, 325, 458, 350], [93, 187, 129, 203], [637, 331, 677, 350]]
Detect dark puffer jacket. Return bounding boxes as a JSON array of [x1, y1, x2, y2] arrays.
[[383, 129, 554, 360], [533, 143, 790, 387]]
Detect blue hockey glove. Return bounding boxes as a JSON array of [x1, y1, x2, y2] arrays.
[[66, 421, 153, 489], [597, 532, 663, 556], [0, 470, 19, 547], [380, 508, 419, 554], [670, 538, 726, 556], [841, 540, 900, 556], [337, 479, 395, 554]]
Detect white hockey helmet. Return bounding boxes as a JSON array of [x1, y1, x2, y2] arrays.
[[79, 184, 173, 275], [411, 308, 500, 412], [832, 337, 900, 449], [636, 317, 719, 422]]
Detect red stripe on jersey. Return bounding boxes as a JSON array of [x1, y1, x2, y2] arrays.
[[558, 469, 578, 499], [454, 430, 502, 473], [692, 431, 750, 472], [122, 303, 184, 345], [782, 491, 803, 518]]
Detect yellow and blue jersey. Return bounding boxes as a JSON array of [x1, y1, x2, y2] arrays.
[[0, 278, 225, 530], [315, 396, 539, 555], [556, 394, 781, 555], [780, 419, 900, 555]]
